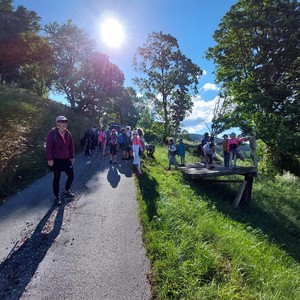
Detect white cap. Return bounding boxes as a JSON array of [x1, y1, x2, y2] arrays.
[[56, 115, 68, 122]]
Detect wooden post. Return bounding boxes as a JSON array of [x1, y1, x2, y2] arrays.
[[249, 137, 258, 169], [232, 181, 247, 209], [240, 175, 254, 208]]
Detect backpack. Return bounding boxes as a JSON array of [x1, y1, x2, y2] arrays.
[[110, 134, 118, 145], [203, 143, 212, 154]]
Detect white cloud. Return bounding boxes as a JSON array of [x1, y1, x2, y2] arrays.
[[202, 69, 207, 76], [182, 95, 219, 134], [201, 82, 219, 92]]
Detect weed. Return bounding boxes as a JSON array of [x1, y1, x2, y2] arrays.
[[136, 146, 300, 299]]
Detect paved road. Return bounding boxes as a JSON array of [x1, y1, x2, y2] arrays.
[[0, 152, 151, 300]]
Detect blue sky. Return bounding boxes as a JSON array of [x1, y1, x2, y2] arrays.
[[14, 0, 238, 134]]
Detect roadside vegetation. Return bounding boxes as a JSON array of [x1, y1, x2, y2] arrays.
[[136, 146, 300, 299], [0, 85, 94, 201]]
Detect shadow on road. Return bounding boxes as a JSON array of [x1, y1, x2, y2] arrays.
[[0, 203, 65, 300], [107, 164, 121, 188]]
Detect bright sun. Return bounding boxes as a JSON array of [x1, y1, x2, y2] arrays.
[[101, 18, 125, 48]]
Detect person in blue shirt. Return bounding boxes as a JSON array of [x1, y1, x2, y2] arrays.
[[177, 139, 186, 166]]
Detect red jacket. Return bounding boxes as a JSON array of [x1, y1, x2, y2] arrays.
[[46, 128, 75, 160]]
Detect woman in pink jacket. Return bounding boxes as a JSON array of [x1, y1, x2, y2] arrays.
[[46, 116, 75, 205], [227, 132, 247, 169]]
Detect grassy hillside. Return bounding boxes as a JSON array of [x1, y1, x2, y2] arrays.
[[137, 147, 300, 299], [0, 85, 96, 200]]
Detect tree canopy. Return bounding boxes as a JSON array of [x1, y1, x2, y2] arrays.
[[133, 31, 202, 139], [206, 0, 300, 171], [0, 0, 44, 84]]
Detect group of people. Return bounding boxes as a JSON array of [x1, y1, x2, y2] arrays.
[[167, 132, 248, 171], [167, 138, 186, 170], [197, 132, 247, 169], [46, 116, 148, 205], [46, 114, 248, 205]]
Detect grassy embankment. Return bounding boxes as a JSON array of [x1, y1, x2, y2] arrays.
[[0, 85, 95, 201], [137, 146, 300, 299]]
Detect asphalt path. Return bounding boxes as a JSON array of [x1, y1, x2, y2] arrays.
[[0, 151, 151, 300]]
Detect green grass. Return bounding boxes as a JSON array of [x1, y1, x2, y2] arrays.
[[0, 85, 96, 200], [136, 146, 300, 299]]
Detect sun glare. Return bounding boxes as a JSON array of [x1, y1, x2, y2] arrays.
[[101, 18, 125, 48]]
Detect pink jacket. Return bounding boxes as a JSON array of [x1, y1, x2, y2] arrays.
[[227, 137, 246, 151], [132, 137, 142, 148]]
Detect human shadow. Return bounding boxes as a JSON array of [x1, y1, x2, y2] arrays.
[[137, 172, 159, 221], [0, 203, 65, 300], [107, 164, 121, 188], [116, 160, 133, 178], [188, 178, 300, 262]]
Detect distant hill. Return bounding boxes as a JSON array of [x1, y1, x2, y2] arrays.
[[189, 133, 203, 142], [189, 133, 222, 144]]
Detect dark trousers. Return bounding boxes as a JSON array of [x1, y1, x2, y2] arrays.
[[52, 159, 74, 197], [223, 151, 229, 167]]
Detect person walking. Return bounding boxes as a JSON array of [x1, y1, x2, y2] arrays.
[[46, 116, 75, 205]]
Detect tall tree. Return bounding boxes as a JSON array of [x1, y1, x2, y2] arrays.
[[0, 0, 42, 84], [111, 87, 141, 127], [206, 0, 300, 171], [44, 20, 96, 109], [44, 22, 124, 116], [78, 52, 124, 119], [18, 34, 54, 96], [132, 31, 202, 138], [170, 89, 193, 142]]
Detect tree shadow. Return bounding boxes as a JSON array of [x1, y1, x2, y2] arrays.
[[188, 178, 300, 262], [0, 203, 65, 300], [137, 172, 159, 221]]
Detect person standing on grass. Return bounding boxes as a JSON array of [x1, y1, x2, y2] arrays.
[[46, 115, 75, 205], [168, 138, 178, 170], [177, 139, 186, 166], [132, 130, 143, 175]]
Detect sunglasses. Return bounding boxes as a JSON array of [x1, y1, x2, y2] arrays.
[[57, 120, 68, 123]]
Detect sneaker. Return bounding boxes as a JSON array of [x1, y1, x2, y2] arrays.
[[64, 190, 75, 198], [55, 196, 62, 205]]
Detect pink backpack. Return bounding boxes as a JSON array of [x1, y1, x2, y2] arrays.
[[98, 131, 107, 143]]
